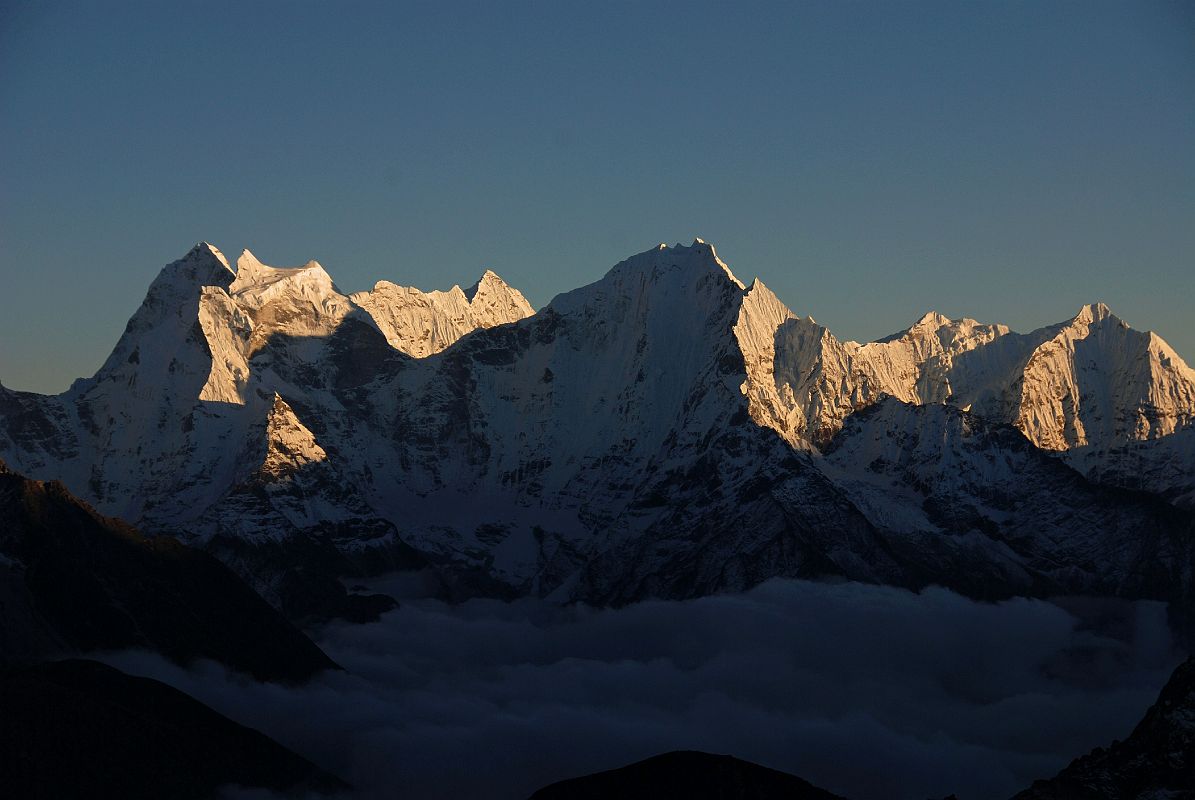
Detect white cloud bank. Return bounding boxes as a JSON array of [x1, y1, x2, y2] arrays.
[[104, 578, 1183, 800]]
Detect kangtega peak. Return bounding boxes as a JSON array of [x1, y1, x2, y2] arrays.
[[1, 239, 1193, 619]]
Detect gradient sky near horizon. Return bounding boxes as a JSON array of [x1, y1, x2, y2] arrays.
[[1, 0, 1192, 393]]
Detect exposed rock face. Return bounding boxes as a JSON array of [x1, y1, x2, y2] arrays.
[[1012, 656, 1195, 800], [0, 239, 1193, 617]]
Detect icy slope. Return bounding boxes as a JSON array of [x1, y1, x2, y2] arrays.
[[350, 269, 534, 357], [1, 238, 1193, 614], [1064, 424, 1195, 510], [819, 398, 1195, 607], [735, 295, 1195, 453]]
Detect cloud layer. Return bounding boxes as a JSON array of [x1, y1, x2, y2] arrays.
[[104, 578, 1182, 800]]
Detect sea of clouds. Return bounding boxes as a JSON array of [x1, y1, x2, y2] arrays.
[[103, 577, 1183, 800]]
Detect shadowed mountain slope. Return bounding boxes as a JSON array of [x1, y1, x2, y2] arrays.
[[1012, 656, 1195, 800], [1, 240, 1193, 618], [0, 659, 346, 799], [0, 459, 338, 682]]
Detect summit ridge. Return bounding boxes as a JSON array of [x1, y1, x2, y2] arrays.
[[1, 239, 1193, 621]]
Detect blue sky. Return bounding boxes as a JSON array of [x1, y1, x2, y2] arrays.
[[1, 0, 1192, 393]]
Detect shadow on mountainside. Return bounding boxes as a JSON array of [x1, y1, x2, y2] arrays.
[[0, 659, 347, 799], [0, 460, 338, 683]]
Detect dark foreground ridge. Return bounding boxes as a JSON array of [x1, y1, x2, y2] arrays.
[[0, 460, 338, 682], [529, 751, 847, 800], [530, 656, 1195, 800], [0, 659, 347, 799], [1013, 655, 1195, 799]]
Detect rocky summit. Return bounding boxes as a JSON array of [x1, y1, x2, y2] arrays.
[[2, 240, 1193, 625]]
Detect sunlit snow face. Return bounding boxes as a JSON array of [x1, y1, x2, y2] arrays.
[[103, 578, 1181, 800]]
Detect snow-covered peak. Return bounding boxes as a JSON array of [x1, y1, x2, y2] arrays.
[[909, 310, 951, 330], [873, 310, 1010, 347], [623, 238, 743, 288], [463, 269, 500, 301], [689, 237, 745, 288], [230, 248, 270, 288], [230, 250, 338, 309], [6, 237, 1195, 614], [462, 268, 535, 319], [872, 312, 945, 344], [258, 393, 328, 480], [349, 269, 534, 358], [232, 248, 331, 287], [1006, 303, 1195, 450], [150, 242, 235, 297], [192, 241, 232, 268], [7, 238, 1195, 542], [549, 239, 745, 318], [1071, 301, 1117, 326], [83, 243, 238, 388], [823, 396, 996, 467], [732, 277, 825, 447]]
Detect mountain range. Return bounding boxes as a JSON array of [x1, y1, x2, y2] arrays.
[[2, 238, 1194, 799], [1, 239, 1193, 629]]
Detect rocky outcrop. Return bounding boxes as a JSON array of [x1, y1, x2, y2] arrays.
[[1012, 656, 1195, 799]]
